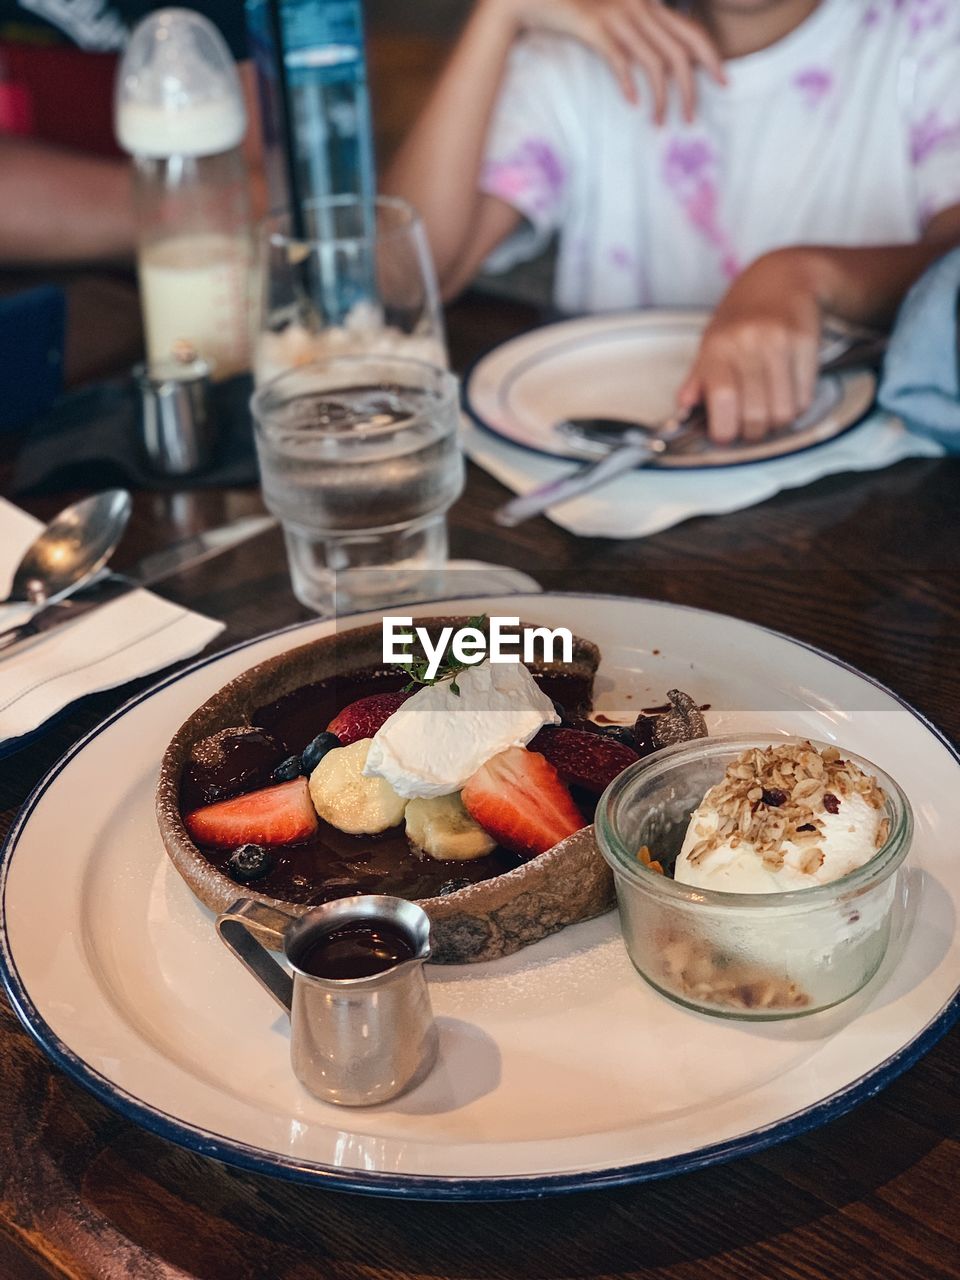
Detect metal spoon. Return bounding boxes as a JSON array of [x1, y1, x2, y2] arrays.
[[3, 490, 133, 610]]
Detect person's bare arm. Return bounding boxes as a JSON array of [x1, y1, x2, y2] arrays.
[[384, 0, 723, 297], [382, 0, 523, 296], [0, 136, 135, 265], [0, 59, 263, 267], [679, 205, 960, 443], [802, 205, 960, 326]]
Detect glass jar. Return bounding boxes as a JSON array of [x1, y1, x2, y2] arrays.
[[595, 735, 912, 1019]]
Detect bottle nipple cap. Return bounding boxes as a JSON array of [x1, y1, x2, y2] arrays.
[[115, 7, 246, 158]]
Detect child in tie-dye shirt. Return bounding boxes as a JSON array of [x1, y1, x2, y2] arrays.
[[386, 0, 960, 443]]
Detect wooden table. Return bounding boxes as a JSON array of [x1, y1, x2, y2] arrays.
[[1, 291, 959, 1280]]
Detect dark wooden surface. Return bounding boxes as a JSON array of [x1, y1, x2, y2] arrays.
[[0, 288, 959, 1279]]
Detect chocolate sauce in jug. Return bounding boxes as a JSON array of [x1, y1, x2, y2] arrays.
[[295, 920, 415, 979]]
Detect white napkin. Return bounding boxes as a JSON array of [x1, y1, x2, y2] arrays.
[[463, 411, 944, 539], [0, 498, 224, 747]]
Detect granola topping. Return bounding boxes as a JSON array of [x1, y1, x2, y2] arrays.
[[673, 741, 890, 893], [684, 741, 885, 870]]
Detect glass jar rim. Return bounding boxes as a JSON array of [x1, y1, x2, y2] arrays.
[[260, 195, 423, 250], [595, 733, 913, 911]]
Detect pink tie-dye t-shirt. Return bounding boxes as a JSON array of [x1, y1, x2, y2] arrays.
[[479, 0, 960, 313]]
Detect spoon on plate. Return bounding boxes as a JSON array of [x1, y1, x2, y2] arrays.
[[2, 490, 133, 613]]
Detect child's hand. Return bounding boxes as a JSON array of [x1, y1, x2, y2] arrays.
[[505, 0, 725, 122], [677, 250, 822, 444]]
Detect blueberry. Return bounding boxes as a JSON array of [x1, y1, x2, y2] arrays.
[[438, 877, 471, 896], [599, 724, 637, 749], [301, 731, 342, 774], [271, 754, 303, 783], [227, 844, 274, 883]]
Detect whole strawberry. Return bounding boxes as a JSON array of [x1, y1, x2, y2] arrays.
[[327, 691, 412, 745], [528, 726, 638, 796]]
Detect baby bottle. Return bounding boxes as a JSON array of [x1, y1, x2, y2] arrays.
[[115, 8, 253, 380]]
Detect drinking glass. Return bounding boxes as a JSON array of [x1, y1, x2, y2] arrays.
[[254, 195, 447, 386], [250, 354, 464, 615]]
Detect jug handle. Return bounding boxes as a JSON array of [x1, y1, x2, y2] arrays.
[[216, 898, 300, 1014]]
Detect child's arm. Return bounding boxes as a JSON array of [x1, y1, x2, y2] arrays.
[[382, 0, 521, 299], [679, 206, 960, 444], [383, 0, 723, 297]]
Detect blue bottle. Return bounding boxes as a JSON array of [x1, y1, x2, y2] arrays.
[[245, 0, 376, 219]]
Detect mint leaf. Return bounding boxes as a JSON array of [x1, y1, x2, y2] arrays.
[[396, 615, 487, 696]]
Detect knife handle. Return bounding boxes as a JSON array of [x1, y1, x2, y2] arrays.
[[0, 619, 39, 653], [0, 575, 137, 657], [494, 440, 656, 528]]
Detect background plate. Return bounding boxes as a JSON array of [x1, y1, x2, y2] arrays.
[[464, 312, 876, 467], [2, 595, 959, 1199]]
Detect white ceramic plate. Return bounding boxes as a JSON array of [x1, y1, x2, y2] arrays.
[[2, 595, 958, 1200], [464, 312, 877, 467]]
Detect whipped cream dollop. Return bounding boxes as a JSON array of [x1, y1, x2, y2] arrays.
[[363, 660, 559, 799], [673, 742, 889, 894]]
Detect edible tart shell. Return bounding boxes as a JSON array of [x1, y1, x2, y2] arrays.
[[156, 618, 615, 963]]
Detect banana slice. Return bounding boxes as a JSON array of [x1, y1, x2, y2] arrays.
[[405, 792, 497, 861], [309, 738, 406, 835]]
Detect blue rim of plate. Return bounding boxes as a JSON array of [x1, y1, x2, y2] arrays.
[[1, 594, 958, 1201], [461, 314, 876, 471]]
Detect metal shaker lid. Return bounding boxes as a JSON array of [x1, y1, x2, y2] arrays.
[[135, 350, 218, 476]]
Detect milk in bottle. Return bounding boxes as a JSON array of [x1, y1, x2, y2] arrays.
[[115, 9, 253, 379]]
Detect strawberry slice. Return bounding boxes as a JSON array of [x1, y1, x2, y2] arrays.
[[461, 746, 584, 859], [528, 726, 638, 796], [327, 691, 412, 745], [184, 777, 318, 848]]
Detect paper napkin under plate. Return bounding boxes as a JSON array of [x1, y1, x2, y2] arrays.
[[462, 411, 944, 540], [0, 498, 224, 749]]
